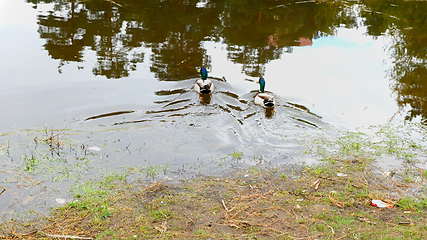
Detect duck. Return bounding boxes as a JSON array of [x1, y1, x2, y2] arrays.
[[194, 67, 214, 94], [254, 77, 275, 108]]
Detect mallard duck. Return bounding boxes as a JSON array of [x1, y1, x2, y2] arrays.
[[194, 67, 214, 94], [254, 77, 275, 108]]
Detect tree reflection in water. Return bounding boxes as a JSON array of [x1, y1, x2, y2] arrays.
[[362, 0, 427, 123], [27, 0, 427, 122]]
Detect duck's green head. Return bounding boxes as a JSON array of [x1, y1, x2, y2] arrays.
[[200, 67, 208, 80], [259, 77, 265, 93]]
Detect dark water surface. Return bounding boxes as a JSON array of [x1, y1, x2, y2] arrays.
[[0, 0, 426, 219]]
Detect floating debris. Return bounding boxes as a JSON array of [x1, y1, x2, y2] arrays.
[[370, 200, 394, 208], [87, 146, 101, 152], [55, 198, 67, 205]]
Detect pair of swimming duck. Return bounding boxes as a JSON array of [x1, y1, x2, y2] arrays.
[[194, 67, 275, 108]]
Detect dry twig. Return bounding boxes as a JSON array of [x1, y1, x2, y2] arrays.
[[312, 179, 321, 190], [39, 232, 93, 239], [105, 0, 122, 7], [221, 199, 230, 212]]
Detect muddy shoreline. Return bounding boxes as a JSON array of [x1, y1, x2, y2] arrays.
[[1, 152, 426, 239]]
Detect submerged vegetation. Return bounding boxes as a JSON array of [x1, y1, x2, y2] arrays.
[[17, 129, 94, 180], [309, 124, 427, 161]]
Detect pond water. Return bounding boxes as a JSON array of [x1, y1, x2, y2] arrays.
[[0, 0, 426, 220]]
